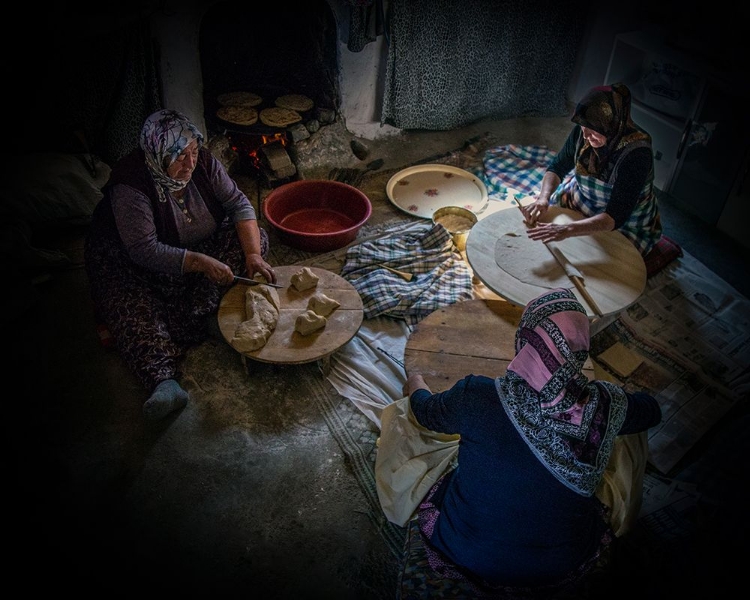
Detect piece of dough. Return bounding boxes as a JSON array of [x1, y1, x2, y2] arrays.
[[295, 309, 327, 336], [290, 267, 320, 292], [245, 288, 279, 331], [308, 292, 340, 317], [231, 320, 270, 352], [231, 287, 280, 352], [253, 285, 281, 312]]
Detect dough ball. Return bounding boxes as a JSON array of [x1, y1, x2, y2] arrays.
[[291, 267, 320, 292], [295, 309, 327, 336], [307, 292, 340, 317]]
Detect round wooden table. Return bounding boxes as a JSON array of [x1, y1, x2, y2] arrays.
[[465, 206, 647, 318], [404, 299, 596, 393], [218, 266, 364, 365]]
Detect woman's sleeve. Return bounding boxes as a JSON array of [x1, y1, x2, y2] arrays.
[[110, 184, 185, 274], [605, 147, 652, 228], [618, 390, 662, 435], [205, 151, 256, 222], [409, 376, 472, 435]]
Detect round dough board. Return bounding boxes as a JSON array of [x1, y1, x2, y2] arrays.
[[218, 266, 364, 364]]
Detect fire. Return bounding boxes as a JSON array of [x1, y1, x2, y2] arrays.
[[229, 132, 289, 170]]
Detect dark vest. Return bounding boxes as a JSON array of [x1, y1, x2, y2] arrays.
[[91, 147, 226, 247]]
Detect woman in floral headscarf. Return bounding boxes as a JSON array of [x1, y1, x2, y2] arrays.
[[404, 288, 661, 597], [85, 109, 277, 421], [521, 83, 662, 256]]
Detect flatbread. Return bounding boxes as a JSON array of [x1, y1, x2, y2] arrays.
[[217, 91, 263, 107], [217, 105, 259, 126], [275, 94, 313, 112], [260, 107, 302, 128]]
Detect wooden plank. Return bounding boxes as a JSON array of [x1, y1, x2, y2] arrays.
[[405, 299, 595, 393]]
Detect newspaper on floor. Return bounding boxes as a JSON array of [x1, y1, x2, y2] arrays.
[[590, 249, 749, 475]]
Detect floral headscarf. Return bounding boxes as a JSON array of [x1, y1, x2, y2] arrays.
[[571, 83, 650, 177], [496, 288, 628, 496], [140, 109, 205, 203]]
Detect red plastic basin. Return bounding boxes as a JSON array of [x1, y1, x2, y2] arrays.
[[262, 180, 372, 252]]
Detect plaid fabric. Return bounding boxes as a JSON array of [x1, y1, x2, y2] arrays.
[[479, 145, 558, 198], [341, 222, 473, 325], [555, 172, 662, 256]]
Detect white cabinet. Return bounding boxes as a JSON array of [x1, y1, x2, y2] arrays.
[[604, 30, 706, 193], [605, 30, 750, 230]]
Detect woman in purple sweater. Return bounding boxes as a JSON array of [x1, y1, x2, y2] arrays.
[[85, 109, 277, 421], [405, 288, 662, 596]]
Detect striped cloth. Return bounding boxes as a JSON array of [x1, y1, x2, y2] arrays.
[[480, 144, 558, 198], [341, 222, 473, 325]]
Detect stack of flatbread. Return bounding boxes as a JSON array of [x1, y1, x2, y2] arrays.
[[275, 94, 314, 113], [217, 105, 258, 126], [260, 107, 303, 128], [217, 91, 263, 107], [216, 91, 263, 126]]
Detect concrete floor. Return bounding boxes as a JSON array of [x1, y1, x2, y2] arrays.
[[10, 115, 748, 597]]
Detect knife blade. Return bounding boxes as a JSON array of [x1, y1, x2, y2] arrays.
[[547, 244, 603, 317], [233, 275, 285, 289]]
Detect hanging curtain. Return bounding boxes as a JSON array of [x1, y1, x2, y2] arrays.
[[381, 0, 587, 130], [61, 17, 162, 164]]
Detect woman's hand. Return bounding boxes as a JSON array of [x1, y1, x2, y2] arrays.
[[520, 197, 550, 226], [184, 251, 234, 285], [245, 253, 276, 284], [403, 372, 430, 398], [527, 212, 616, 244], [526, 221, 574, 244]]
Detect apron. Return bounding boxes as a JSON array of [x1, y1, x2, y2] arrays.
[[552, 142, 662, 256]]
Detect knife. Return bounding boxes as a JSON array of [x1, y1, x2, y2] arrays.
[[546, 244, 603, 317], [233, 275, 285, 289]]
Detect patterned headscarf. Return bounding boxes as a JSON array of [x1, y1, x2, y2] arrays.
[[571, 83, 650, 177], [140, 109, 205, 203], [496, 288, 628, 496]]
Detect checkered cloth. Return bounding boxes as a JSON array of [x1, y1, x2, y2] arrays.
[[480, 144, 558, 198], [341, 222, 473, 325]]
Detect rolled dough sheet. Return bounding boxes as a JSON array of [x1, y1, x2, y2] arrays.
[[493, 217, 568, 288]]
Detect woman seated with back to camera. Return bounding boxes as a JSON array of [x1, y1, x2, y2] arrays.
[[521, 83, 662, 257], [403, 288, 662, 597]]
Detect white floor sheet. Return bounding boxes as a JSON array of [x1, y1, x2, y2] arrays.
[[326, 316, 413, 429]]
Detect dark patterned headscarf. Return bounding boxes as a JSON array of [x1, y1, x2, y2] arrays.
[[496, 288, 628, 496], [571, 83, 650, 177], [140, 109, 204, 203]]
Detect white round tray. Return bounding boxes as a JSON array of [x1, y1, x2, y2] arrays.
[[386, 164, 489, 219]]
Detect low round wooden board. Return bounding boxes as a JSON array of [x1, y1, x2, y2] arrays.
[[218, 266, 364, 364], [404, 299, 595, 393], [465, 206, 647, 318]]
